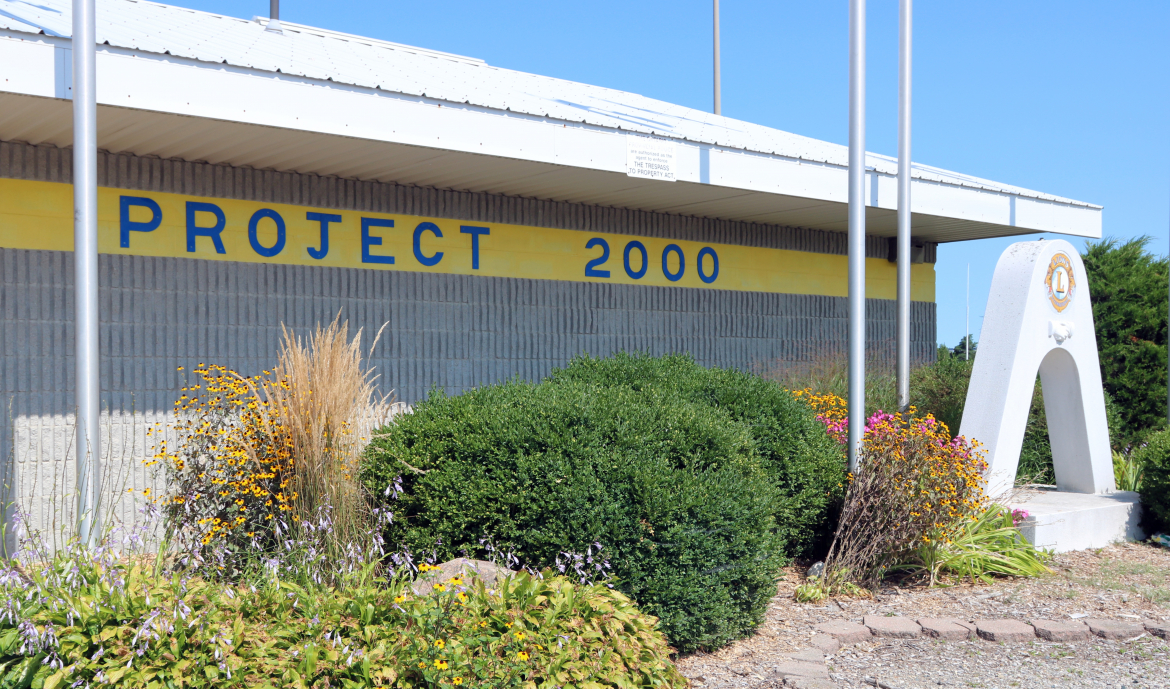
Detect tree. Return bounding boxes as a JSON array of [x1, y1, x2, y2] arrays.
[[950, 335, 977, 359], [1083, 237, 1169, 445]]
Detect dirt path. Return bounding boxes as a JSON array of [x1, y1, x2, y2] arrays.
[[675, 542, 1170, 688]]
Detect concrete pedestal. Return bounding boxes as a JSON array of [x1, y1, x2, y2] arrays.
[[1010, 487, 1144, 553]]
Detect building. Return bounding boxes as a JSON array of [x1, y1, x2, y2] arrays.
[[0, 0, 1101, 535]]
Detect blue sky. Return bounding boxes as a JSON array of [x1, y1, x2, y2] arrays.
[[170, 1, 1170, 348]]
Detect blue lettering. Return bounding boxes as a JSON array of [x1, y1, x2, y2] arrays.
[[185, 202, 226, 254], [460, 225, 490, 270], [413, 222, 444, 267], [361, 218, 396, 264], [306, 212, 340, 260], [248, 208, 286, 258], [585, 238, 611, 278], [623, 240, 647, 279], [661, 244, 685, 282], [697, 247, 719, 284], [119, 196, 161, 248]]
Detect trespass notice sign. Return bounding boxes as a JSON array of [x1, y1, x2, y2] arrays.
[[625, 135, 677, 182]]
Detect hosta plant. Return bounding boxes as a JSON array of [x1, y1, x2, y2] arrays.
[[0, 539, 684, 689]]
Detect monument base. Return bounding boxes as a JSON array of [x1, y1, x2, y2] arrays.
[[1010, 487, 1144, 553]]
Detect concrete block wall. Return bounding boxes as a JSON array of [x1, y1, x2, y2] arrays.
[[0, 140, 937, 545]]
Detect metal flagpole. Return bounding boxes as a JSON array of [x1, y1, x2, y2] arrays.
[[847, 0, 866, 473], [966, 263, 970, 361], [72, 0, 100, 546], [893, 0, 912, 414], [713, 0, 721, 115], [896, 0, 912, 414]]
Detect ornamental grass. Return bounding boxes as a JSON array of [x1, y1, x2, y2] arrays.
[[795, 391, 990, 593]]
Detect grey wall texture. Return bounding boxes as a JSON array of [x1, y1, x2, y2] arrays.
[[0, 140, 937, 540]]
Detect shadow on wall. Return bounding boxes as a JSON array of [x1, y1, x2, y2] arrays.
[[1, 248, 936, 552], [1, 406, 168, 557]]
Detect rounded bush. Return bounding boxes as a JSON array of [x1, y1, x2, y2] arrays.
[[1135, 428, 1170, 533], [363, 353, 845, 652]]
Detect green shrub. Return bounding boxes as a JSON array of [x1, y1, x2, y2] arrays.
[[1135, 429, 1170, 533], [363, 353, 845, 652], [911, 349, 974, 434], [0, 549, 682, 688]]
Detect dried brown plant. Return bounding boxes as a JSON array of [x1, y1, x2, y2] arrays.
[[267, 315, 391, 552]]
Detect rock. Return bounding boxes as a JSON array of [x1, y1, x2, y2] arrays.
[[809, 634, 841, 654], [1145, 622, 1170, 639], [411, 558, 512, 596], [864, 615, 921, 639], [806, 561, 825, 578], [813, 619, 873, 645], [1030, 619, 1090, 642], [974, 619, 1035, 642], [1084, 618, 1145, 640], [729, 663, 754, 677], [917, 617, 975, 641]]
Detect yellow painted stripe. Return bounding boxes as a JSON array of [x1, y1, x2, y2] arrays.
[[0, 178, 935, 301]]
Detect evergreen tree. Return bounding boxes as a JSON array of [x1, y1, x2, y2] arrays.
[[1083, 237, 1169, 445]]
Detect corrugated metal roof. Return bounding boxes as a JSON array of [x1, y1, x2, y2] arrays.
[[0, 0, 1098, 210]]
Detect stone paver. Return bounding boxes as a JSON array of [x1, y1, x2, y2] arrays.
[[1085, 618, 1145, 640], [781, 649, 824, 663], [917, 617, 974, 640], [974, 618, 1035, 642], [809, 634, 841, 654], [863, 615, 920, 639], [783, 678, 835, 689], [1030, 619, 1090, 642], [764, 661, 829, 681], [1145, 622, 1170, 639], [812, 619, 872, 644]]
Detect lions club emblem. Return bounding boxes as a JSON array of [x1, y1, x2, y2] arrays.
[[1045, 253, 1075, 312]]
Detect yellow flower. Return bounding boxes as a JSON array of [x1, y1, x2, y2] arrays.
[[434, 583, 446, 592], [516, 652, 529, 662], [448, 576, 463, 585], [434, 639, 445, 649], [514, 631, 526, 642], [453, 678, 464, 686], [479, 621, 487, 627], [394, 595, 406, 604], [434, 659, 448, 670], [418, 662, 426, 669]]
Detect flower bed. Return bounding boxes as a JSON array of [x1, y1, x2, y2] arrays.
[[0, 548, 683, 688]]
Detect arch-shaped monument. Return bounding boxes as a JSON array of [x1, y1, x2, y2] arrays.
[[958, 239, 1141, 551]]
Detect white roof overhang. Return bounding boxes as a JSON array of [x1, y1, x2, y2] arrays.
[[0, 2, 1102, 244]]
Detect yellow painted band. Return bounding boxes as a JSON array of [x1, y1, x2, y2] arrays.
[[0, 178, 934, 301]]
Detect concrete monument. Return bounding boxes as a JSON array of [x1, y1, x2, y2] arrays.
[[958, 239, 1142, 552]]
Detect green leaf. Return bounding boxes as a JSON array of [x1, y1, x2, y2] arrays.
[[42, 670, 66, 689]]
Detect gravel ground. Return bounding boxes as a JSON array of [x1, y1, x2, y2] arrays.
[[675, 542, 1170, 688]]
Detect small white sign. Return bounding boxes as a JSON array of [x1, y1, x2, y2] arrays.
[[626, 135, 677, 182]]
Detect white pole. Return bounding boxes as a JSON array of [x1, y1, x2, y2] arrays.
[[896, 0, 912, 414], [713, 0, 721, 115], [73, 0, 100, 546], [965, 263, 970, 361], [847, 0, 866, 473]]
